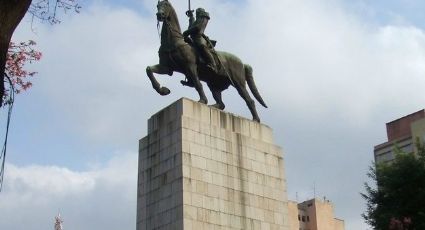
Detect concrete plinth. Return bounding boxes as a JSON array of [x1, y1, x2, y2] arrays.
[[137, 98, 289, 230]]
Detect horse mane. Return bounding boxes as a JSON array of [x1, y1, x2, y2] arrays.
[[166, 2, 182, 32]]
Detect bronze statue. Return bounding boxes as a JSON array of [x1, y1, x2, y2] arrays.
[[146, 0, 267, 122], [183, 8, 217, 74]]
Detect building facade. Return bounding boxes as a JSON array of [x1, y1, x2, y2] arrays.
[[374, 109, 425, 164], [288, 198, 344, 230]]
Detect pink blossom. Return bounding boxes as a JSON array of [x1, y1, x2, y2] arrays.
[[5, 40, 42, 99]]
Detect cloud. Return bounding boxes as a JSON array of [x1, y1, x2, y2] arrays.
[[6, 164, 95, 195], [238, 0, 425, 123], [7, 1, 425, 230], [0, 152, 137, 230]]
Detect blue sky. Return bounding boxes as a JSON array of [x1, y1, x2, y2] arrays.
[[344, 0, 425, 28], [1, 0, 425, 230]]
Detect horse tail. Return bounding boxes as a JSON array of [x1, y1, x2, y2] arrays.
[[244, 64, 268, 108]]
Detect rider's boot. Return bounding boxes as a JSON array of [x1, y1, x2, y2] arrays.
[[180, 78, 195, 87]]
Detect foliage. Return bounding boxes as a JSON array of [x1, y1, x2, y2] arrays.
[[0, 0, 81, 191], [362, 142, 425, 230], [29, 0, 81, 24], [6, 41, 42, 95], [1, 0, 81, 106]]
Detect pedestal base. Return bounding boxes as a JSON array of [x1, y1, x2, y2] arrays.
[[137, 98, 289, 230]]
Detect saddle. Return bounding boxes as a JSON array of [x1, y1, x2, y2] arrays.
[[185, 35, 226, 76], [181, 35, 230, 87]]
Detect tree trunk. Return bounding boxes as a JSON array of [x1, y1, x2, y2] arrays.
[[0, 0, 32, 106]]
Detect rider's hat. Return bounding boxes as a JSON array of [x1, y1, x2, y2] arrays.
[[196, 8, 210, 19]]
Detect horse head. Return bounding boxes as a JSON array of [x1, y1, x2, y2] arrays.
[[156, 0, 172, 22]]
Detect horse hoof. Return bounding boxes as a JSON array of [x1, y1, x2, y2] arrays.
[[211, 104, 225, 110], [253, 117, 261, 123], [159, 87, 170, 96], [198, 99, 208, 104]]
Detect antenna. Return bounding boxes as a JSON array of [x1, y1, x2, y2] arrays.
[[313, 182, 316, 199]]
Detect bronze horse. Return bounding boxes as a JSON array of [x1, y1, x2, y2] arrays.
[[146, 0, 267, 122]]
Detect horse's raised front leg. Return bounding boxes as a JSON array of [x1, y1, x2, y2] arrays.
[[185, 65, 208, 104], [146, 64, 171, 96]]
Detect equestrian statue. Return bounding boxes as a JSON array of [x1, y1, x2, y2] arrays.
[[146, 0, 268, 122]]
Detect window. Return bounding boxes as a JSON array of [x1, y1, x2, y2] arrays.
[[307, 216, 310, 222], [298, 215, 300, 221], [302, 216, 306, 222]]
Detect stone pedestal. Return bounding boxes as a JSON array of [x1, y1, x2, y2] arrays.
[[137, 98, 289, 230]]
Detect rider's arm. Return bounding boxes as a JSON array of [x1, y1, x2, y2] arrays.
[[188, 15, 195, 27], [186, 10, 195, 28], [183, 19, 203, 36]]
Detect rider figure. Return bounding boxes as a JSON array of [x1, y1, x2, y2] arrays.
[[183, 8, 217, 73]]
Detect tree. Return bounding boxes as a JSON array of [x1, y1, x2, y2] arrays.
[[0, 0, 80, 192], [362, 142, 425, 230], [6, 40, 42, 96], [0, 0, 80, 106]]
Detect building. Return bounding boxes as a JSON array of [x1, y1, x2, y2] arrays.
[[374, 109, 425, 164], [288, 198, 345, 230], [54, 213, 63, 230]]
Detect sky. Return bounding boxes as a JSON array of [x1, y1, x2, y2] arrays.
[[1, 0, 425, 229]]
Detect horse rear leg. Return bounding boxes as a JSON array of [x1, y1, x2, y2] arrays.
[[235, 84, 260, 122], [146, 64, 171, 96]]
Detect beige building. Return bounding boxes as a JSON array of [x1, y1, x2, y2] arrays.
[[374, 109, 425, 164], [288, 198, 344, 230]]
